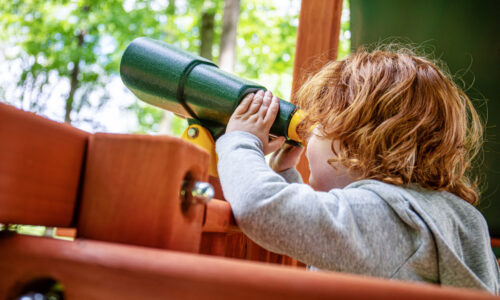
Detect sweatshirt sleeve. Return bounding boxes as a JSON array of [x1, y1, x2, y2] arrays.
[[216, 131, 416, 275], [278, 167, 304, 184]]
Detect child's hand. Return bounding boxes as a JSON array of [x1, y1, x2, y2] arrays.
[[269, 142, 304, 172], [226, 90, 285, 155]]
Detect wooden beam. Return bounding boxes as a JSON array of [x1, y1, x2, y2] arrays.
[[0, 103, 88, 227], [77, 133, 209, 252], [0, 235, 495, 300], [203, 199, 235, 233], [291, 0, 343, 182]]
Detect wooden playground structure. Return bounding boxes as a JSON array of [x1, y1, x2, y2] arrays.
[[0, 1, 498, 299]]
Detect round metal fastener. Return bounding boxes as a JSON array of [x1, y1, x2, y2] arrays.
[[187, 127, 199, 138], [190, 181, 214, 204], [180, 180, 214, 209]]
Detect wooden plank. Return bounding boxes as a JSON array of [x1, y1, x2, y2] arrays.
[[200, 232, 228, 256], [77, 133, 209, 252], [202, 199, 235, 233], [291, 0, 343, 182], [224, 232, 247, 258], [209, 175, 225, 200], [0, 235, 495, 300], [54, 227, 77, 239], [0, 103, 88, 227]]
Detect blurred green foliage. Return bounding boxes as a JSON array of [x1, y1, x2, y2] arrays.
[[0, 0, 212, 128], [0, 0, 350, 135], [338, 0, 350, 59]]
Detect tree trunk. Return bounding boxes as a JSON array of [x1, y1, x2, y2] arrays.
[[199, 1, 216, 60], [218, 0, 240, 72], [64, 31, 84, 124], [167, 0, 175, 15]]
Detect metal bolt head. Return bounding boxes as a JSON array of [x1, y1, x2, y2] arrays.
[[187, 127, 199, 138], [191, 181, 214, 204], [180, 180, 214, 213]]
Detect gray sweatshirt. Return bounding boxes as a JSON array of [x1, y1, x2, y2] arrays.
[[216, 131, 500, 294]]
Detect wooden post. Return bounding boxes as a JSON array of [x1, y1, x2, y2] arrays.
[[291, 0, 343, 182], [77, 133, 209, 252], [0, 103, 88, 227]]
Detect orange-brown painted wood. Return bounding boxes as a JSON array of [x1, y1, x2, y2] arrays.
[[77, 133, 209, 252], [202, 199, 235, 233], [54, 227, 77, 239], [223, 232, 247, 258], [246, 238, 273, 262], [208, 175, 224, 200], [0, 235, 496, 300], [291, 0, 343, 182], [200, 232, 228, 256], [0, 103, 88, 227]]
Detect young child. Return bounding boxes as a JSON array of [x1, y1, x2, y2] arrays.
[[215, 48, 500, 293]]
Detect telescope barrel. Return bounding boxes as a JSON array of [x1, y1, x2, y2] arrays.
[[120, 37, 298, 140]]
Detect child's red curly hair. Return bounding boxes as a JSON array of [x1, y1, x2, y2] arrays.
[[295, 47, 483, 205]]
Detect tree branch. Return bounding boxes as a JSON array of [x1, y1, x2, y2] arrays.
[[64, 31, 84, 124]]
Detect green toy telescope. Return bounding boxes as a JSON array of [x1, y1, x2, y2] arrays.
[[120, 37, 302, 142]]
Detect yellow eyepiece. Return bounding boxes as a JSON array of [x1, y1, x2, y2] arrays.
[[287, 109, 306, 143]]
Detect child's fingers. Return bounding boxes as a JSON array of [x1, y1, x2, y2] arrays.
[[264, 95, 280, 124], [259, 91, 273, 118], [233, 92, 254, 115], [248, 90, 265, 114], [265, 136, 286, 155]]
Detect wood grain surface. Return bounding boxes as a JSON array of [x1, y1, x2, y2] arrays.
[[0, 235, 496, 300], [0, 103, 88, 227], [77, 133, 209, 252]]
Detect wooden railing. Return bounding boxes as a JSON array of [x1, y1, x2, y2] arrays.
[[1, 234, 497, 300]]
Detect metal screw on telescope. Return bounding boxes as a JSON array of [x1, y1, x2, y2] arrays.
[[187, 127, 199, 138]]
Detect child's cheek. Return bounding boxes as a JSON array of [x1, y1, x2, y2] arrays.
[[306, 135, 354, 191], [308, 160, 336, 191], [306, 137, 333, 191]]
